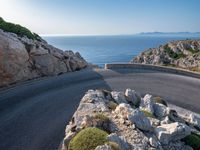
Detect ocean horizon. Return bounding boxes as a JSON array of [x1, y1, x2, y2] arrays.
[[43, 34, 200, 67]]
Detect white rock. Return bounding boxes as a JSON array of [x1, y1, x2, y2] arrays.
[[161, 116, 171, 125], [153, 103, 168, 119], [149, 137, 160, 148], [95, 145, 113, 150], [189, 113, 200, 128], [111, 91, 127, 104], [125, 89, 141, 105], [140, 94, 154, 114], [128, 109, 153, 131], [155, 122, 191, 144], [63, 131, 76, 149]]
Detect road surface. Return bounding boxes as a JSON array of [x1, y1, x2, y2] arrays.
[[0, 68, 200, 150]]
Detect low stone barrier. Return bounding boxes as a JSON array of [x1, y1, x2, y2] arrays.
[[105, 63, 200, 79]]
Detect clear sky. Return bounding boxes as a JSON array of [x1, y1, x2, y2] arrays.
[[0, 0, 199, 35]]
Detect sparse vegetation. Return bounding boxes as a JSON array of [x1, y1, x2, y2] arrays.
[[141, 109, 155, 118], [153, 96, 168, 106], [93, 113, 110, 123], [147, 50, 153, 56], [0, 17, 40, 40], [68, 127, 108, 150], [164, 44, 185, 59], [186, 47, 199, 54], [182, 134, 200, 150]]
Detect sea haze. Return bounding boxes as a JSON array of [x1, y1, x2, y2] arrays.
[[43, 35, 200, 67]]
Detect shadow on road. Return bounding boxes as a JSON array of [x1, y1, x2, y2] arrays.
[[0, 68, 111, 150]]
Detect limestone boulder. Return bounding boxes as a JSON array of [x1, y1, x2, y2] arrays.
[[125, 88, 141, 106], [153, 103, 168, 119], [155, 122, 191, 144], [140, 94, 154, 114], [128, 109, 153, 131]]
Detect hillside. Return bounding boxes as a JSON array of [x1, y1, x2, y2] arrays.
[[0, 18, 87, 87], [131, 39, 200, 72]]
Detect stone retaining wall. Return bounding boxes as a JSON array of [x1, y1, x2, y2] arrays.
[[105, 63, 200, 79]]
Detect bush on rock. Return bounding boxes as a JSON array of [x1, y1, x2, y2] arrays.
[[68, 127, 108, 150], [182, 134, 200, 150]]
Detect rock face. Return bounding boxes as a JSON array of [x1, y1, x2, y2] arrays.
[[0, 29, 87, 87], [131, 39, 200, 72], [60, 89, 198, 150]]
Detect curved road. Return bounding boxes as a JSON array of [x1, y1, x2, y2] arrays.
[[0, 68, 200, 150]]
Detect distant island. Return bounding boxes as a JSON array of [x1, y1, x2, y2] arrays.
[[139, 32, 200, 36]]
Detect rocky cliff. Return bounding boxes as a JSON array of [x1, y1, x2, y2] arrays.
[[131, 39, 200, 72], [60, 89, 200, 150], [0, 29, 87, 87]]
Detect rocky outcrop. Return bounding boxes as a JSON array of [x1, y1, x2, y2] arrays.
[[0, 29, 87, 87], [60, 89, 200, 150], [131, 39, 200, 72]]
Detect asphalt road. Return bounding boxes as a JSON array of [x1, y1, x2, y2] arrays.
[[0, 68, 200, 150]]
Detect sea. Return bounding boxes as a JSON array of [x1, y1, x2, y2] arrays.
[[43, 34, 200, 67]]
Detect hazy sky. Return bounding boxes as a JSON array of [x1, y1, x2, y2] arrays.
[[0, 0, 199, 35]]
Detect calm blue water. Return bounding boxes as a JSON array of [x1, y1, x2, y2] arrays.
[[43, 35, 200, 67]]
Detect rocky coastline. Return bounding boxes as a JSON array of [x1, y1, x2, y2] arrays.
[[131, 39, 200, 72], [0, 29, 87, 87], [60, 89, 200, 150]]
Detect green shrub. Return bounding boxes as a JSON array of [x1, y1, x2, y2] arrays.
[[146, 50, 153, 56], [68, 127, 108, 150], [164, 44, 185, 59], [141, 109, 155, 118], [0, 17, 39, 40], [182, 134, 200, 150], [186, 47, 199, 54], [153, 96, 168, 106], [93, 113, 110, 122]]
